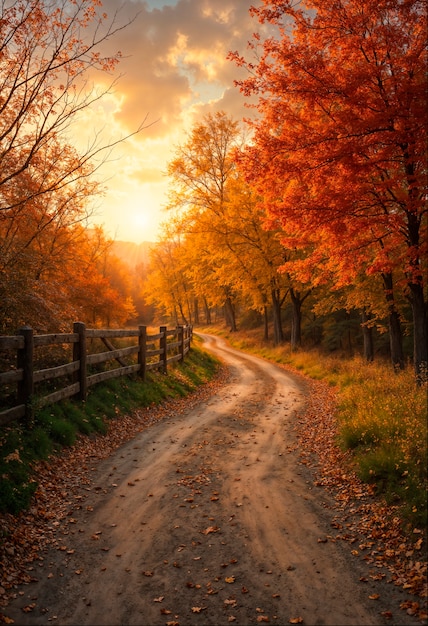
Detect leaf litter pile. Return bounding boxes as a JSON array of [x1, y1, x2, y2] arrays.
[[0, 365, 427, 624]]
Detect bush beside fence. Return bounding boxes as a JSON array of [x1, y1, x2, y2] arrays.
[[0, 323, 192, 426]]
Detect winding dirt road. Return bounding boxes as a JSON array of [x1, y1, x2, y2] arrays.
[[4, 334, 413, 625]]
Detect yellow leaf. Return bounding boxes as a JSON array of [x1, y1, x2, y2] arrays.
[[225, 576, 235, 583]]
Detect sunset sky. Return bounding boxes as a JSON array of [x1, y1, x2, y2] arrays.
[[82, 0, 260, 243]]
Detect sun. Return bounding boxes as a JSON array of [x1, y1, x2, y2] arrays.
[[131, 212, 150, 229]]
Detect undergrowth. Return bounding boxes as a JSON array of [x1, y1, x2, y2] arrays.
[[0, 340, 219, 515], [200, 325, 427, 530]]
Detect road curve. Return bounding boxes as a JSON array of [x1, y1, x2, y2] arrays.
[[5, 333, 385, 626]]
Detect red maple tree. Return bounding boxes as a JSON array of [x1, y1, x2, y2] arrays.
[[229, 0, 427, 381]]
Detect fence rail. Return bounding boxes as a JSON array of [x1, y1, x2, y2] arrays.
[[0, 323, 192, 426]]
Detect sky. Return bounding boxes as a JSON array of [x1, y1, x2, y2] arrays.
[[80, 0, 261, 243]]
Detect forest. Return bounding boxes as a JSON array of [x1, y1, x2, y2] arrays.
[[1, 0, 426, 384]]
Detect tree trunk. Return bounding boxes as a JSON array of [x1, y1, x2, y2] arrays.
[[263, 306, 269, 341], [224, 296, 237, 332], [289, 288, 302, 350], [271, 289, 284, 345], [203, 297, 211, 324], [361, 310, 374, 362], [404, 159, 427, 383], [408, 282, 428, 384], [193, 298, 200, 324], [383, 273, 404, 371], [178, 301, 189, 326]]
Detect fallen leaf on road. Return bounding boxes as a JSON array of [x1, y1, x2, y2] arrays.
[[225, 577, 235, 583], [201, 526, 219, 535], [153, 596, 164, 603]]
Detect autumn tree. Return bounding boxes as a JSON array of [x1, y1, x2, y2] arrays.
[[0, 0, 143, 213], [230, 0, 427, 380], [0, 215, 136, 332], [163, 112, 313, 345], [166, 112, 244, 331], [0, 0, 147, 333], [144, 224, 195, 326]]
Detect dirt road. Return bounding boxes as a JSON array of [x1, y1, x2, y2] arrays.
[[3, 334, 419, 625]]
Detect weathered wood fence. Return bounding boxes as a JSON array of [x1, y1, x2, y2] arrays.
[[0, 323, 192, 426]]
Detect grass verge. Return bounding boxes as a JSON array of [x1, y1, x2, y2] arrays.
[[0, 340, 219, 515]]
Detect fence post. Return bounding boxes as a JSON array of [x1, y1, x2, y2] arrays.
[[138, 325, 147, 380], [18, 326, 34, 425], [73, 322, 87, 401], [160, 326, 167, 374], [178, 325, 184, 361]]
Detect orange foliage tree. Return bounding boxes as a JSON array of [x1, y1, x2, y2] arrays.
[[230, 0, 427, 380], [155, 112, 311, 345], [0, 0, 144, 333]]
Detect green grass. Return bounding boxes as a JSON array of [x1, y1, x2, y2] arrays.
[[198, 325, 427, 530], [0, 341, 220, 515]]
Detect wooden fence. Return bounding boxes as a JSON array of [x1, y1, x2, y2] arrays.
[[0, 323, 192, 426]]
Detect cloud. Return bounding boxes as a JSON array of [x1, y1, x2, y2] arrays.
[[96, 0, 255, 134], [79, 0, 258, 242]]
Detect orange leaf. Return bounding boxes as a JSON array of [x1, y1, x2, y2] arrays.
[[202, 526, 219, 535]]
